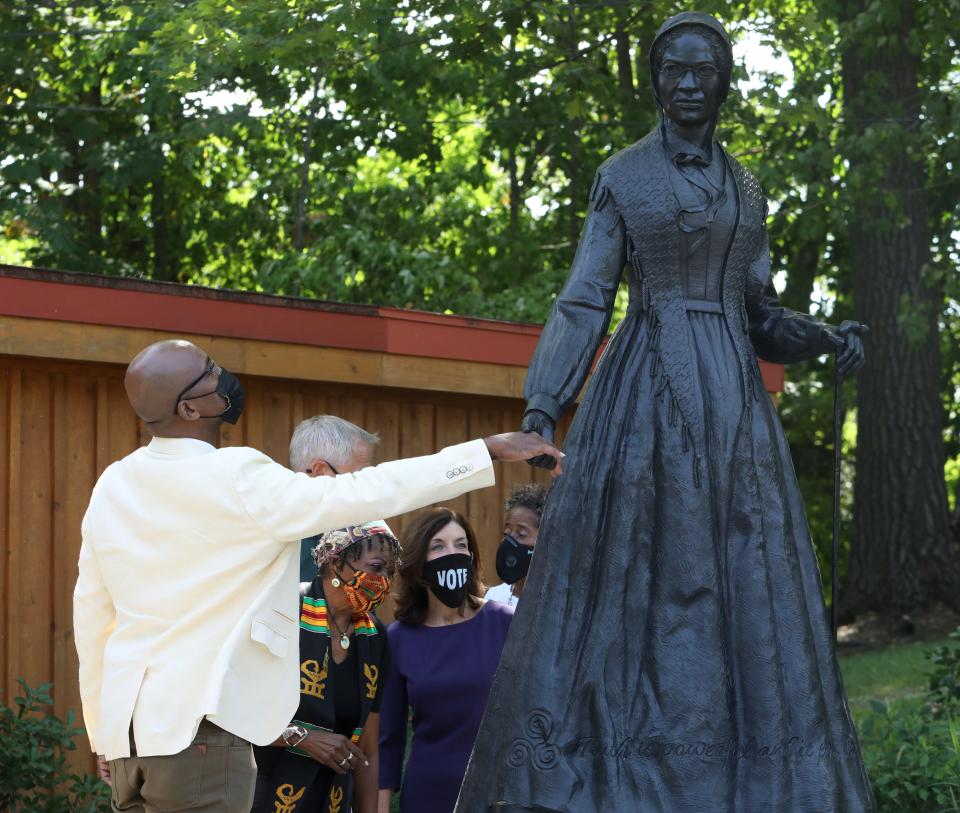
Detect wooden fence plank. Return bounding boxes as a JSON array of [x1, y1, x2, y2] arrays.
[[51, 375, 70, 722], [15, 371, 54, 692], [290, 392, 306, 433], [0, 368, 10, 703], [54, 375, 100, 775], [261, 390, 294, 465], [94, 378, 111, 479], [466, 407, 506, 586], [241, 379, 265, 452], [107, 377, 139, 466], [299, 394, 329, 427], [335, 396, 367, 433], [390, 400, 435, 543], [368, 400, 400, 470]]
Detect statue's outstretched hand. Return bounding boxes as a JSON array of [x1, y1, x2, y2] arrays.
[[823, 320, 868, 377], [484, 428, 563, 475], [520, 409, 558, 471]]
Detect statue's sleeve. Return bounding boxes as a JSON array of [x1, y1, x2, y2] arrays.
[[524, 176, 627, 421], [745, 212, 837, 365]]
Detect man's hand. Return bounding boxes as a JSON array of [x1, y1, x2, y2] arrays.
[[299, 730, 368, 774], [519, 410, 559, 470], [96, 754, 111, 787], [484, 431, 563, 476]]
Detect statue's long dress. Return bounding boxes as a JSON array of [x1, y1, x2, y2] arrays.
[[455, 129, 875, 813]]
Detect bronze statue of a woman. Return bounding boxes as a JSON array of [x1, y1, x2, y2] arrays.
[[455, 12, 874, 813]]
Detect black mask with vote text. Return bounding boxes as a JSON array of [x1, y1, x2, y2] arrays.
[[423, 553, 472, 608]]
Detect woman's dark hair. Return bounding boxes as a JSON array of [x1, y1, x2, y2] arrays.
[[392, 508, 485, 626], [504, 483, 547, 523], [650, 24, 732, 89]]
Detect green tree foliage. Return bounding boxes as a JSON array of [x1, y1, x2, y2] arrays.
[[0, 0, 957, 610], [0, 0, 716, 315]]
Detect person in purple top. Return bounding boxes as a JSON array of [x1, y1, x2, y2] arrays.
[[377, 507, 514, 813]]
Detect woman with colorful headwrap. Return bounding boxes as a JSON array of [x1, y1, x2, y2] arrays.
[[251, 521, 400, 813]]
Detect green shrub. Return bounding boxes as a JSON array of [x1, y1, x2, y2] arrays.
[[928, 628, 960, 710], [0, 680, 110, 813], [856, 629, 960, 813], [859, 699, 960, 813]]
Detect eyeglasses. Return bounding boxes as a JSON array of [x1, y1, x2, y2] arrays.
[[660, 62, 719, 80], [172, 357, 222, 415]]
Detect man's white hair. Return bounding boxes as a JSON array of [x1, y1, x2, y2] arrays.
[[289, 415, 379, 472]]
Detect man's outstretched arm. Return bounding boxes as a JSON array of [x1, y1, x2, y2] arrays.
[[235, 433, 561, 544]]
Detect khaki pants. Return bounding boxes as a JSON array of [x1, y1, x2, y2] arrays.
[[109, 719, 256, 813]]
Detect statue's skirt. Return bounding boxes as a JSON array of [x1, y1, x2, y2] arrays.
[[455, 309, 875, 813]]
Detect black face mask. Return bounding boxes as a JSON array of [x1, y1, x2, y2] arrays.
[[422, 553, 472, 609], [214, 367, 246, 424], [175, 361, 246, 425], [495, 534, 534, 585]]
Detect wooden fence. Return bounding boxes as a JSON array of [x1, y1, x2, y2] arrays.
[[0, 354, 557, 743], [0, 266, 782, 776]]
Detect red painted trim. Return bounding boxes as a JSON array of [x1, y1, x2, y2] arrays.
[[759, 362, 784, 393], [0, 269, 542, 366], [0, 267, 783, 390]]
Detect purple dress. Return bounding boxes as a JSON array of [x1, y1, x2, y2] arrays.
[[379, 600, 514, 813]]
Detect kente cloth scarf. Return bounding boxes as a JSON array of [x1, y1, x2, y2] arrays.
[[256, 577, 386, 813]]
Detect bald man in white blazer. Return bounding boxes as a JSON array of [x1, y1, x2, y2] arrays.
[[74, 339, 562, 812]]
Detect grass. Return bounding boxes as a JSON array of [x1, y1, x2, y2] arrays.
[[839, 638, 949, 712], [840, 639, 960, 812]]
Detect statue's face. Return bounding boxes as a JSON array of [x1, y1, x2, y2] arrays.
[[655, 30, 723, 126]]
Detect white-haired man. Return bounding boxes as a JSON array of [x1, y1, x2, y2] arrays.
[[289, 415, 381, 580]]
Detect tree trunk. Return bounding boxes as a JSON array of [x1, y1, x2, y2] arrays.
[[840, 0, 959, 614], [614, 19, 638, 139], [78, 85, 104, 257], [565, 0, 581, 253], [293, 78, 322, 255], [508, 146, 520, 240], [506, 27, 521, 242], [150, 169, 173, 281]]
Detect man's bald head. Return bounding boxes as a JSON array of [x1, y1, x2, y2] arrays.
[[125, 340, 209, 425]]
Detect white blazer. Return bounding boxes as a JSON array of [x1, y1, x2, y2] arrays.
[[74, 435, 494, 760]]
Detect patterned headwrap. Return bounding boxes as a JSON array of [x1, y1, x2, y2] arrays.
[[312, 520, 400, 569]]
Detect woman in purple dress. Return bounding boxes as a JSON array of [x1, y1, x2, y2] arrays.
[[377, 508, 513, 813]]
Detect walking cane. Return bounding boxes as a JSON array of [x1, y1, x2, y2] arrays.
[[831, 359, 844, 641], [825, 323, 868, 642]]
